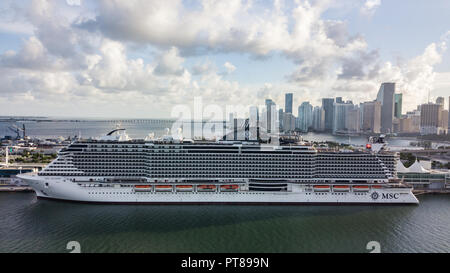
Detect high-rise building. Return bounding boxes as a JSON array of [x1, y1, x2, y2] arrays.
[[441, 110, 448, 131], [249, 106, 259, 140], [279, 108, 285, 131], [436, 97, 444, 106], [322, 98, 334, 132], [345, 107, 360, 133], [265, 99, 275, 133], [312, 106, 325, 131], [332, 101, 354, 134], [448, 96, 450, 129], [399, 117, 413, 133], [376, 82, 395, 133], [394, 93, 403, 118], [283, 112, 295, 132], [406, 110, 421, 133], [285, 93, 293, 114], [362, 101, 381, 134], [420, 103, 444, 135], [297, 102, 313, 132]]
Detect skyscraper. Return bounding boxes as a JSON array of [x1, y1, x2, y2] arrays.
[[312, 106, 325, 131], [322, 98, 334, 132], [394, 93, 403, 118], [265, 99, 275, 133], [436, 97, 444, 106], [345, 107, 360, 133], [376, 82, 395, 133], [297, 102, 313, 132], [420, 103, 444, 135], [362, 101, 381, 133], [285, 93, 293, 114], [332, 101, 354, 134], [279, 108, 285, 131]]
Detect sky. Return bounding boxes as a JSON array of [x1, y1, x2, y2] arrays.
[[0, 0, 449, 118]]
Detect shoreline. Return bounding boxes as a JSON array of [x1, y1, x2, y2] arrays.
[[413, 190, 450, 196], [0, 185, 33, 192]]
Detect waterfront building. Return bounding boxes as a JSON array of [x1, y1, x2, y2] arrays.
[[283, 112, 295, 132], [397, 160, 450, 191], [394, 93, 403, 118], [332, 101, 354, 134], [285, 93, 293, 114], [399, 116, 414, 133], [376, 82, 395, 133], [1, 166, 37, 186], [312, 106, 325, 132], [297, 102, 313, 132], [406, 110, 421, 133], [265, 99, 276, 133], [362, 101, 381, 134], [279, 108, 285, 131], [322, 98, 335, 132], [345, 107, 360, 134], [420, 103, 444, 135], [376, 83, 395, 133], [441, 110, 449, 131]]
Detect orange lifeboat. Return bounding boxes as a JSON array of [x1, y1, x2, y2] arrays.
[[176, 185, 193, 192], [220, 184, 239, 191], [353, 185, 370, 192], [313, 185, 331, 192], [371, 185, 383, 189], [333, 185, 350, 192], [135, 185, 151, 188], [134, 185, 153, 192], [155, 185, 173, 192], [197, 185, 217, 192]]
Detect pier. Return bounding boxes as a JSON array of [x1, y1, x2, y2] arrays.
[[0, 185, 33, 192]]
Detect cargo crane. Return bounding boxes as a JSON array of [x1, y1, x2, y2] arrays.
[[7, 124, 26, 140]]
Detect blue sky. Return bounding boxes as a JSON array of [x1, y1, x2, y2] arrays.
[[0, 0, 448, 118]]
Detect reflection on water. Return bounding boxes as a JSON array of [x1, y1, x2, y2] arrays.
[[0, 193, 449, 253]]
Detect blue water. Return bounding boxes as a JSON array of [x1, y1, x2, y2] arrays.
[[0, 193, 448, 253]]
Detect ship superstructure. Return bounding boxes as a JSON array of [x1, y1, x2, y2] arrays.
[[18, 130, 419, 204]]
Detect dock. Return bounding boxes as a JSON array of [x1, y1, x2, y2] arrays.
[[0, 185, 33, 192], [413, 190, 450, 196]]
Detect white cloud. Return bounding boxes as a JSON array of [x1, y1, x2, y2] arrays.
[[154, 47, 185, 76], [0, 0, 448, 117], [66, 0, 81, 6], [360, 0, 381, 17], [223, 62, 236, 74]]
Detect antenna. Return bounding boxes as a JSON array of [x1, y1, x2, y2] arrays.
[[5, 146, 9, 167]]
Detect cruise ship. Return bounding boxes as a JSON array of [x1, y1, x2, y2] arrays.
[[18, 129, 419, 204]]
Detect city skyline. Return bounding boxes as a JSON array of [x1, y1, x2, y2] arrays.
[[0, 0, 450, 118]]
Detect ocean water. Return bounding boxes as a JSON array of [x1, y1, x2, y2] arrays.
[[0, 193, 448, 253]]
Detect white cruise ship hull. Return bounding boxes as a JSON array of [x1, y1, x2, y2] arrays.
[[19, 175, 419, 205]]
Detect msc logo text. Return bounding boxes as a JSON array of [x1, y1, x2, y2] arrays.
[[382, 193, 399, 199]]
